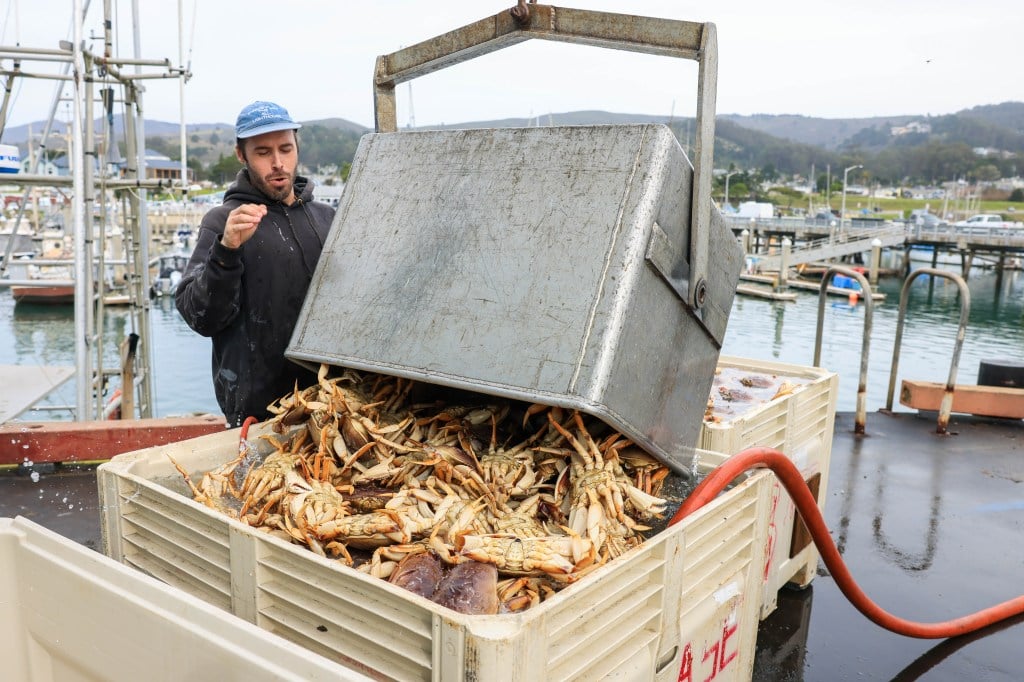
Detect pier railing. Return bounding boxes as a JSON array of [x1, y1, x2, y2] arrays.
[[726, 216, 1024, 273]]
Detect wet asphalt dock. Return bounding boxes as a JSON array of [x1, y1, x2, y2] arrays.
[[2, 409, 1022, 681], [754, 410, 1023, 681]]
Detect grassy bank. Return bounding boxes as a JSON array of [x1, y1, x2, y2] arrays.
[[765, 190, 1024, 221]]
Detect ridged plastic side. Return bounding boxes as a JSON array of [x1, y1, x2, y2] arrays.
[[0, 517, 371, 681], [698, 356, 838, 619], [99, 431, 771, 682]]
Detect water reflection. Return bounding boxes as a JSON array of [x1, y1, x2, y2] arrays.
[[889, 613, 1024, 682], [3, 262, 1022, 418], [723, 265, 1024, 413], [871, 453, 944, 572], [1, 289, 220, 417]]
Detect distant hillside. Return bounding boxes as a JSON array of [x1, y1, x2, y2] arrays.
[[1, 115, 369, 146], [304, 117, 371, 135], [718, 113, 917, 150], [5, 103, 1023, 185], [959, 102, 1024, 134], [720, 102, 1024, 153], [1, 118, 230, 146]]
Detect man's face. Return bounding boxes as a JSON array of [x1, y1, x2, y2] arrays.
[[236, 130, 298, 203]]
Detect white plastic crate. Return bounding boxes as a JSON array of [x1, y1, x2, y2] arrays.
[[700, 355, 838, 619], [98, 425, 772, 682], [0, 516, 370, 682]]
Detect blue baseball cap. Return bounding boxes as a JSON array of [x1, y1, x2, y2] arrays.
[[235, 101, 301, 139]]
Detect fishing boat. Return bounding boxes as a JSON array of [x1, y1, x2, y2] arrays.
[[149, 224, 195, 298], [10, 282, 74, 304], [6, 235, 75, 305]]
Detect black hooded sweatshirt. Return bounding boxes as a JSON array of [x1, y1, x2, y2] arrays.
[[175, 169, 335, 426]]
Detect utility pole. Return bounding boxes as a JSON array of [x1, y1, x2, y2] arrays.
[[826, 164, 831, 208]]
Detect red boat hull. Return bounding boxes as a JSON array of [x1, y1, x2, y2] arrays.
[[11, 285, 75, 304]]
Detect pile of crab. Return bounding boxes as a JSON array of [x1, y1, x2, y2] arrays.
[[170, 364, 671, 615], [703, 366, 805, 424]]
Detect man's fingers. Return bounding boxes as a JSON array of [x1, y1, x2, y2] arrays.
[[223, 204, 267, 249]]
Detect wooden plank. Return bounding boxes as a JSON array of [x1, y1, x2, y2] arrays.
[[0, 415, 227, 465], [899, 380, 1024, 419], [785, 279, 886, 300], [736, 284, 797, 301], [0, 365, 75, 423]]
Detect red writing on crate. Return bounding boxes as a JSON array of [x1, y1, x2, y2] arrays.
[[763, 481, 781, 581], [677, 618, 740, 682]]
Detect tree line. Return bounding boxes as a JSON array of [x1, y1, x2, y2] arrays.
[[673, 119, 1021, 188], [146, 124, 364, 184], [145, 117, 1021, 190]]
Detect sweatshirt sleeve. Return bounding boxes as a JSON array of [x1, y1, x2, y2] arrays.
[[174, 213, 245, 337]]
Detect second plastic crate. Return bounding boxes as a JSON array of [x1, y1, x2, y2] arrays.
[[700, 355, 838, 619]]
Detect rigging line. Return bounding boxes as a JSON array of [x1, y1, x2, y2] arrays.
[[186, 0, 198, 74], [1, 0, 16, 45]]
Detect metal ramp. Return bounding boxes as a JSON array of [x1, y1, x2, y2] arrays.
[[0, 365, 75, 424], [750, 224, 905, 272]]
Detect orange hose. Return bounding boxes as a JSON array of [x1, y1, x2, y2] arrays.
[[239, 415, 259, 444], [669, 446, 1024, 639]]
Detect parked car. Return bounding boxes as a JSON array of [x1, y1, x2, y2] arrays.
[[953, 214, 1023, 229], [912, 211, 944, 229]]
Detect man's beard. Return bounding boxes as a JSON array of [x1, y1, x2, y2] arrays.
[[251, 168, 295, 202]]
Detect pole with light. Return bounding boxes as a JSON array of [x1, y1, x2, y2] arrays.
[[841, 164, 863, 229], [724, 170, 737, 210]]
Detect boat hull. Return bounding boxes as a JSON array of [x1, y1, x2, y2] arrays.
[[11, 284, 75, 304]]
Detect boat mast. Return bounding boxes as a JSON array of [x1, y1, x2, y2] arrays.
[[0, 0, 189, 421], [71, 0, 90, 419]]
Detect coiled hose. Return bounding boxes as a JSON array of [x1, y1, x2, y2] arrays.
[[668, 446, 1024, 639]]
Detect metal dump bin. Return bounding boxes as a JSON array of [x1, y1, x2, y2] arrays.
[[289, 124, 742, 471], [285, 3, 743, 472]]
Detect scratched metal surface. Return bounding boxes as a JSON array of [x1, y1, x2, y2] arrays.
[[288, 125, 742, 472]]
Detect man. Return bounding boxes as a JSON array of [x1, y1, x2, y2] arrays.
[[176, 101, 336, 427]]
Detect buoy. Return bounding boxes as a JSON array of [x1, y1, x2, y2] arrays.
[[848, 291, 859, 305], [104, 388, 123, 420]]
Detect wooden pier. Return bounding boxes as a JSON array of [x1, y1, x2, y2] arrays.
[[727, 217, 1024, 287]]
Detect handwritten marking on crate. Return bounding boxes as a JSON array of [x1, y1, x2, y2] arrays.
[[677, 611, 740, 682], [763, 480, 782, 582]]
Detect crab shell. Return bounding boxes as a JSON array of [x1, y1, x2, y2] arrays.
[[456, 533, 594, 576]]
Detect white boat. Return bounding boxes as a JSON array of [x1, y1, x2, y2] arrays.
[[0, 144, 20, 174], [149, 225, 195, 298], [149, 249, 190, 298]]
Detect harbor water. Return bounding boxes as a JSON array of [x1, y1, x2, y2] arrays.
[[2, 264, 1022, 422]]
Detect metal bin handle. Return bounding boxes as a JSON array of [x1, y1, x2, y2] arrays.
[[372, 3, 718, 311]]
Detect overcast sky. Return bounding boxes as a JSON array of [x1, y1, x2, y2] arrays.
[[2, 0, 1021, 131]]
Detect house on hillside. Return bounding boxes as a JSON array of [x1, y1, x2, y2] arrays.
[[312, 182, 344, 208], [140, 149, 194, 184], [891, 121, 931, 136], [18, 156, 61, 175]]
